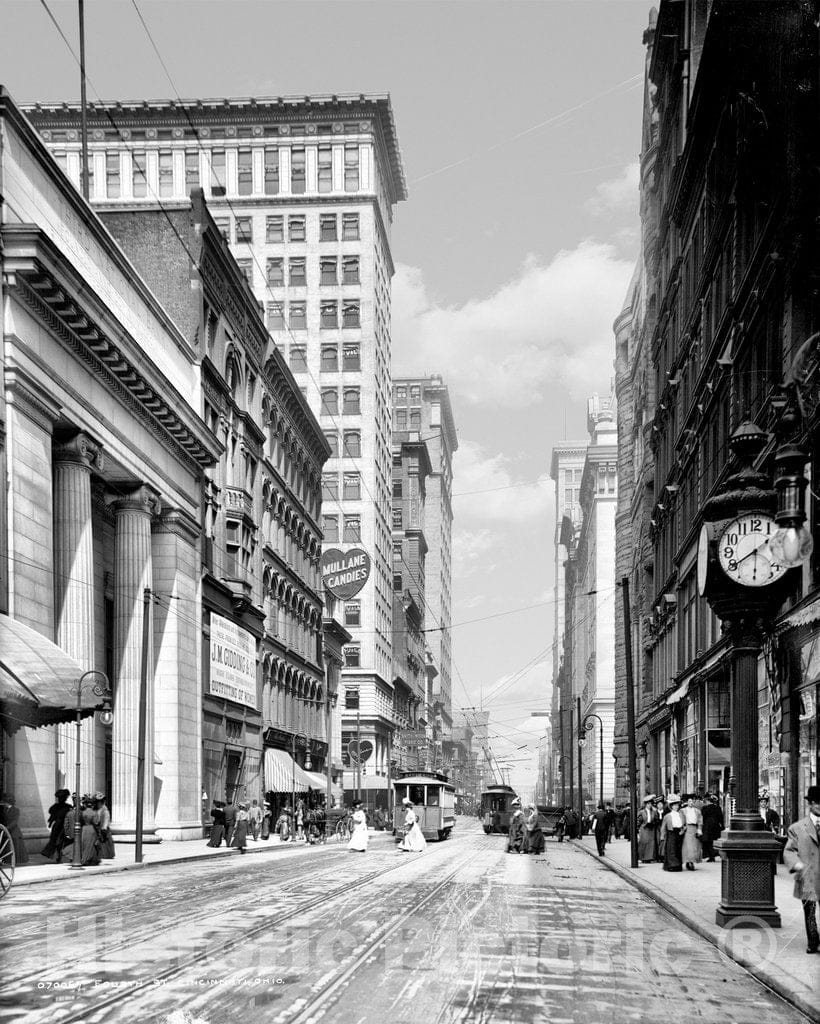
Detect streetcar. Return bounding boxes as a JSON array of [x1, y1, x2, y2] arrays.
[[480, 784, 518, 834], [392, 771, 456, 841]]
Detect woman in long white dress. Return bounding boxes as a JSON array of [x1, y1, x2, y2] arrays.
[[398, 798, 427, 852], [347, 800, 368, 852]]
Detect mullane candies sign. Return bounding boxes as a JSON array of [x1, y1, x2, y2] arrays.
[[321, 547, 372, 600]]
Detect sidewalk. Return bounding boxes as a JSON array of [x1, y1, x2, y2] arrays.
[[573, 835, 819, 1022], [9, 829, 396, 887]]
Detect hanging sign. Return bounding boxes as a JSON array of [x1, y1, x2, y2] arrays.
[[208, 613, 258, 709], [321, 547, 371, 600], [347, 739, 374, 764]]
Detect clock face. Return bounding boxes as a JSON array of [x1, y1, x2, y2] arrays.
[[697, 524, 710, 597], [718, 514, 786, 587]]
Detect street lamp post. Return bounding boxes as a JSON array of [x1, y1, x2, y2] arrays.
[[70, 670, 112, 871], [291, 732, 313, 840], [579, 713, 604, 808], [556, 756, 571, 807]]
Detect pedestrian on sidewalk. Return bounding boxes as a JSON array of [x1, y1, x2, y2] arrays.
[[249, 799, 263, 841], [681, 794, 703, 871], [295, 798, 306, 842], [660, 794, 685, 872], [653, 797, 668, 861], [223, 801, 236, 848], [783, 784, 820, 955], [759, 795, 781, 833], [700, 794, 723, 862], [638, 795, 659, 863], [261, 802, 271, 841], [604, 802, 616, 843], [555, 809, 566, 842], [507, 799, 525, 853], [276, 806, 292, 842], [93, 793, 115, 860], [591, 803, 608, 856], [347, 800, 369, 853], [41, 789, 71, 861], [206, 801, 225, 847], [564, 807, 579, 840], [232, 803, 249, 854]]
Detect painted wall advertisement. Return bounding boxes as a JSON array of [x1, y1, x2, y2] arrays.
[[209, 613, 258, 709]]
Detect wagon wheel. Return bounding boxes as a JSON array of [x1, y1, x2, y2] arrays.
[[334, 818, 348, 842], [0, 824, 15, 899]]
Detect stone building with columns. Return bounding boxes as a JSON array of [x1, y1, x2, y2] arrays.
[[100, 189, 332, 820], [0, 88, 221, 842]]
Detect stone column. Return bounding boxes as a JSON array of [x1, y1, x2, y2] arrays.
[[109, 485, 160, 836], [53, 434, 103, 796]]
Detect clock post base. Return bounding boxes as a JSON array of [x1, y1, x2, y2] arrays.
[[714, 826, 782, 928]]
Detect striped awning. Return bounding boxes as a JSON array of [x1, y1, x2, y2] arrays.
[[303, 769, 330, 792], [264, 748, 315, 793]]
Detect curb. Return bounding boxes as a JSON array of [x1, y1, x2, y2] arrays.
[[570, 839, 820, 1023]]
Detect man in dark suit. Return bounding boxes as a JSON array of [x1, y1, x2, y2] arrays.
[[591, 803, 608, 856], [700, 794, 724, 862], [759, 796, 781, 833], [784, 785, 820, 954], [222, 800, 236, 848]]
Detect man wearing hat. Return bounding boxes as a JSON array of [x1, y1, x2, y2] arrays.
[[784, 785, 820, 954]]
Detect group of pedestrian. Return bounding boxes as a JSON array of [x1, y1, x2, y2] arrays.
[[207, 798, 275, 852], [506, 798, 545, 855], [636, 792, 722, 871], [39, 789, 114, 865]]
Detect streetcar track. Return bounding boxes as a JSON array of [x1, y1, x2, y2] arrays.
[[5, 839, 468, 1024]]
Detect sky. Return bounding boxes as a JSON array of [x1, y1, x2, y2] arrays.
[[0, 0, 649, 795]]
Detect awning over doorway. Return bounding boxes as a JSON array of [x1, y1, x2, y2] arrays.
[[0, 615, 101, 732], [264, 748, 317, 793], [303, 769, 331, 792]]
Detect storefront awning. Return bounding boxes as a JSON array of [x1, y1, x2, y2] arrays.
[[303, 769, 330, 791], [0, 615, 102, 732], [264, 748, 317, 794], [666, 680, 690, 706]]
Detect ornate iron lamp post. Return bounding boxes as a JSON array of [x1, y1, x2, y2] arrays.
[[697, 401, 812, 927], [70, 670, 112, 870], [579, 713, 604, 807]]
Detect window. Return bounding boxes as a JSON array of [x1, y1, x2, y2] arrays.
[[409, 409, 421, 431], [132, 151, 147, 197], [158, 150, 173, 197], [264, 147, 279, 195], [321, 389, 339, 416], [291, 147, 306, 194], [395, 409, 407, 430], [320, 214, 337, 241], [395, 385, 407, 402], [342, 213, 359, 240], [289, 257, 306, 286], [343, 388, 360, 414], [323, 515, 339, 543], [344, 689, 360, 710], [267, 302, 285, 330], [344, 144, 359, 191], [320, 257, 337, 286], [185, 150, 199, 191], [238, 148, 253, 195], [393, 572, 403, 591], [345, 603, 361, 627], [323, 431, 339, 457], [342, 343, 360, 371], [318, 145, 332, 192], [321, 346, 339, 372], [289, 216, 306, 241], [344, 645, 361, 667], [321, 301, 338, 329], [409, 385, 421, 402], [393, 541, 402, 561], [322, 474, 339, 500], [393, 481, 403, 499], [343, 430, 361, 457], [290, 346, 307, 373], [267, 258, 284, 286], [266, 215, 284, 242], [214, 216, 231, 241], [343, 472, 361, 500], [289, 302, 306, 330], [342, 256, 360, 284], [343, 301, 360, 328], [233, 217, 252, 245], [344, 515, 361, 541], [392, 508, 403, 529], [106, 152, 121, 198], [210, 149, 226, 196], [236, 258, 252, 282]]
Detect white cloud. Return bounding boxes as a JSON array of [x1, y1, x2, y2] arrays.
[[452, 527, 495, 579], [392, 240, 632, 407], [586, 162, 640, 218], [453, 440, 552, 523]]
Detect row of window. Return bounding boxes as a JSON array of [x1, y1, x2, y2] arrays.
[[264, 256, 360, 287], [217, 212, 360, 246], [395, 408, 422, 431], [322, 472, 362, 501], [320, 388, 361, 416], [267, 301, 361, 331], [323, 430, 361, 458], [322, 515, 361, 542], [288, 343, 361, 374], [395, 385, 422, 403]]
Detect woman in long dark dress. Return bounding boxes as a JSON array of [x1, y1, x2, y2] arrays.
[[507, 801, 525, 853], [232, 803, 249, 853], [93, 793, 115, 859], [525, 805, 545, 854], [260, 802, 271, 841], [660, 795, 685, 872], [42, 789, 72, 860], [207, 801, 226, 847]]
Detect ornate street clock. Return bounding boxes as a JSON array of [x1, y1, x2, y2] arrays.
[[716, 513, 786, 587]]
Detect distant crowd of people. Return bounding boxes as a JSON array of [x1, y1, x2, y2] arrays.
[[206, 796, 329, 851]]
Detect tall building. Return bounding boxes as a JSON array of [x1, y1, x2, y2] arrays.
[[392, 376, 457, 740], [27, 94, 408, 798]]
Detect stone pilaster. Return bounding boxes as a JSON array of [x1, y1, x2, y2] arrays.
[[109, 485, 160, 835], [53, 434, 103, 796]]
